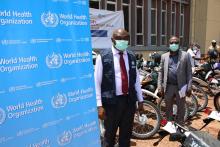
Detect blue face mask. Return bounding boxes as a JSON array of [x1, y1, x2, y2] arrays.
[[169, 43, 179, 52], [115, 40, 129, 51]]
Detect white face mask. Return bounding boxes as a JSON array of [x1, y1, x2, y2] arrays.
[[115, 40, 129, 51]]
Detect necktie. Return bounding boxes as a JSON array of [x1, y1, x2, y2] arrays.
[[119, 52, 128, 95]]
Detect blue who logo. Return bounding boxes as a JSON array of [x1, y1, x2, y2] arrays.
[[46, 53, 63, 69], [41, 12, 59, 27], [57, 131, 72, 146], [51, 93, 68, 109], [0, 108, 6, 125]]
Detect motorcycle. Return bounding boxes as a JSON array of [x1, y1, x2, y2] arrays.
[[132, 100, 161, 139], [154, 122, 220, 147], [203, 91, 220, 124], [154, 90, 220, 147], [193, 61, 220, 96]]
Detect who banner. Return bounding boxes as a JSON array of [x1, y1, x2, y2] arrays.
[[0, 1, 100, 147], [90, 8, 124, 49]]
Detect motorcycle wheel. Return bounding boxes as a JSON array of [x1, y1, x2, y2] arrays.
[[214, 92, 220, 111], [192, 84, 208, 111], [186, 94, 198, 118], [132, 100, 161, 139], [157, 98, 189, 122]]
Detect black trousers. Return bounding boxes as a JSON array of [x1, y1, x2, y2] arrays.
[[103, 95, 136, 147]]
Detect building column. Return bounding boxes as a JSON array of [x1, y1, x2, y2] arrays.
[[167, 0, 172, 44], [157, 0, 161, 46], [176, 1, 180, 38], [184, 4, 190, 46], [100, 0, 106, 9], [117, 0, 122, 10], [130, 0, 136, 46], [144, 0, 148, 46]]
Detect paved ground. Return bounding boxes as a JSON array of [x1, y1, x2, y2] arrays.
[[131, 96, 220, 147]]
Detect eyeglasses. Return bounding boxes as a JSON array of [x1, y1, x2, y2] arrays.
[[170, 42, 179, 44]]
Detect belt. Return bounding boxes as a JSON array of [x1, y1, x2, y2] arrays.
[[116, 94, 129, 98]]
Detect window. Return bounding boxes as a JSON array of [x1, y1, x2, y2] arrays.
[[171, 2, 176, 36], [180, 5, 184, 46], [151, 0, 157, 46], [89, 0, 100, 9], [136, 0, 144, 45], [161, 0, 167, 45], [122, 0, 130, 33], [123, 0, 129, 4], [136, 0, 143, 6], [106, 0, 116, 11]]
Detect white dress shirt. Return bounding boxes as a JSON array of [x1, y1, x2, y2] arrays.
[[94, 46, 143, 107], [187, 48, 195, 67], [194, 48, 201, 66]]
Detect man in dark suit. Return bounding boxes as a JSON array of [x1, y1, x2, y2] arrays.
[[95, 28, 144, 147], [158, 36, 192, 127]]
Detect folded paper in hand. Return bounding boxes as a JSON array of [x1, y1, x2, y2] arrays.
[[179, 84, 187, 98]]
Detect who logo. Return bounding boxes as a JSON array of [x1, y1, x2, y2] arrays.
[[57, 131, 72, 146], [41, 12, 59, 27], [51, 93, 68, 109], [46, 52, 63, 69], [0, 108, 6, 125]]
